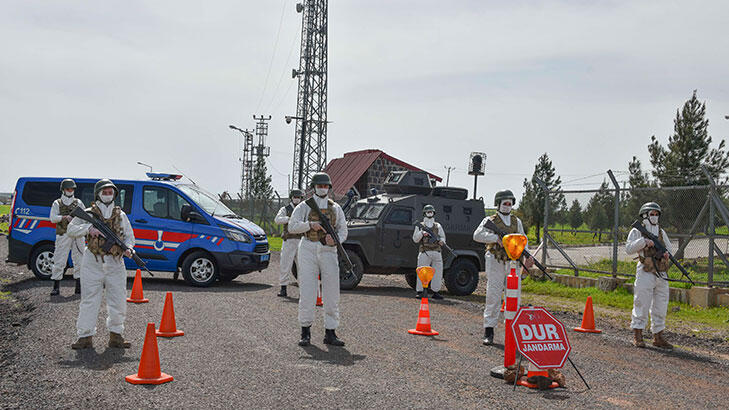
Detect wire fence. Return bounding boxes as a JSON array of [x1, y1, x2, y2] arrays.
[[222, 196, 286, 237], [531, 170, 729, 288]]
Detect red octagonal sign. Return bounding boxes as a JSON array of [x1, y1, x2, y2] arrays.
[[511, 307, 571, 369]]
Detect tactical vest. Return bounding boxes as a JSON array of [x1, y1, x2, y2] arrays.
[[85, 203, 125, 258], [305, 199, 337, 246], [486, 214, 519, 262], [55, 198, 79, 235], [419, 223, 442, 253], [282, 204, 303, 241], [639, 227, 671, 273]]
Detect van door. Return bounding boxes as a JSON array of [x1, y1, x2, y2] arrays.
[[380, 206, 418, 267], [133, 185, 194, 272]]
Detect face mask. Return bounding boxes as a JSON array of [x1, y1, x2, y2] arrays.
[[425, 212, 434, 219], [99, 194, 114, 205], [499, 204, 512, 214], [63, 190, 74, 197], [315, 188, 328, 197], [292, 198, 301, 205], [649, 215, 659, 225]]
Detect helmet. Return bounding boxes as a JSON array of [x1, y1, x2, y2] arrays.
[[494, 189, 516, 207], [289, 189, 304, 198], [309, 172, 332, 188], [422, 204, 436, 216], [639, 202, 661, 217], [94, 179, 118, 200], [60, 179, 77, 192]]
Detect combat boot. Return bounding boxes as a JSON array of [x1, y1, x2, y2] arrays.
[[652, 331, 673, 349], [277, 286, 287, 297], [74, 279, 81, 295], [483, 327, 494, 345], [431, 291, 444, 300], [632, 328, 645, 348], [108, 332, 131, 348], [298, 326, 311, 346], [323, 329, 345, 346], [71, 336, 93, 350], [50, 280, 60, 296], [415, 291, 423, 299]]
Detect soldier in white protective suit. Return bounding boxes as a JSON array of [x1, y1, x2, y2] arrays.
[[273, 189, 304, 297], [473, 190, 533, 345], [67, 179, 135, 350], [412, 204, 446, 299], [287, 173, 347, 347], [49, 179, 86, 296], [626, 202, 673, 349]]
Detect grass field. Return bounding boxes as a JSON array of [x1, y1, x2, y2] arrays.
[[0, 204, 9, 234], [555, 258, 729, 288], [521, 277, 729, 328], [268, 236, 282, 252]]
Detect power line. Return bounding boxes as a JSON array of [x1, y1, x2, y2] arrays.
[[256, 0, 289, 113]]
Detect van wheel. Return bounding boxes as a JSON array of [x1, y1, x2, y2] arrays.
[[444, 258, 479, 296], [30, 243, 55, 280], [404, 272, 417, 290], [339, 250, 364, 290], [181, 251, 218, 287]]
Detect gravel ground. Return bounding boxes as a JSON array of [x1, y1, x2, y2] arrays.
[[2, 239, 728, 409]]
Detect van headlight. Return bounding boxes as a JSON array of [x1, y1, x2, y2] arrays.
[[223, 228, 251, 243]]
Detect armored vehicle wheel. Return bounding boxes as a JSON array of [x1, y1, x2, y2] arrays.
[[444, 258, 479, 296], [404, 272, 417, 290], [339, 250, 364, 290], [181, 251, 218, 287]]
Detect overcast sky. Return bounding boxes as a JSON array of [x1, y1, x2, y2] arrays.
[[2, 0, 728, 203]]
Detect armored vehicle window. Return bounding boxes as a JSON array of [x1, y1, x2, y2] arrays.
[[349, 203, 385, 221], [386, 208, 412, 225], [143, 186, 191, 220]]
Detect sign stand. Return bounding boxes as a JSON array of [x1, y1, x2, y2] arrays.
[[567, 357, 590, 390]]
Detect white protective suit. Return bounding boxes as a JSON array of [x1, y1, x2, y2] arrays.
[[412, 218, 446, 292], [473, 212, 527, 328], [274, 204, 300, 286], [625, 220, 672, 333], [66, 201, 135, 338], [49, 195, 86, 280], [287, 196, 348, 330]]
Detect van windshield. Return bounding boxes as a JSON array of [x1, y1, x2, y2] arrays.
[[178, 184, 238, 218]]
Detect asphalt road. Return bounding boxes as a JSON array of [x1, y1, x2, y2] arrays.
[[2, 244, 728, 409]]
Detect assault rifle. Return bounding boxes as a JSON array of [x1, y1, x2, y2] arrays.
[[306, 198, 355, 279], [71, 207, 154, 276], [416, 222, 454, 255], [630, 220, 694, 285], [483, 219, 552, 280]]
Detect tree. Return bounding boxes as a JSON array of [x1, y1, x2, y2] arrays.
[[621, 156, 655, 226], [647, 90, 729, 233], [584, 181, 613, 242], [518, 153, 566, 243], [250, 155, 273, 199], [568, 199, 583, 231]]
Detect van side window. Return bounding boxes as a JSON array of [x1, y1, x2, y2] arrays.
[[143, 186, 191, 220], [387, 208, 412, 225], [77, 183, 133, 214], [22, 181, 132, 213]]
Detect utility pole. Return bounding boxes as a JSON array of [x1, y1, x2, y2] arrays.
[[253, 115, 272, 160], [229, 125, 255, 199], [444, 166, 455, 187], [288, 0, 328, 190]]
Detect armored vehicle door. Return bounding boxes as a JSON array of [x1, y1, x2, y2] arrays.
[[379, 205, 418, 267]]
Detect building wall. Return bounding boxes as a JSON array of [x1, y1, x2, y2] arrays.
[[361, 156, 410, 196]]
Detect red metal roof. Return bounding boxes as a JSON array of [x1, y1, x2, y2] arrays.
[[324, 149, 442, 198]]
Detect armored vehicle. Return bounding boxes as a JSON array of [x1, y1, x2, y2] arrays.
[[339, 170, 485, 295]]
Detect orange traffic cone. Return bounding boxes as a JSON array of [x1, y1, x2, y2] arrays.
[[127, 269, 149, 303], [316, 275, 323, 306], [408, 297, 439, 336], [574, 296, 602, 333], [500, 299, 505, 313], [125, 323, 173, 385], [517, 363, 559, 390], [156, 292, 184, 338]]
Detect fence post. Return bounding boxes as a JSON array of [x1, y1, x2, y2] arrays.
[[535, 177, 549, 266], [708, 187, 715, 288], [607, 170, 620, 278]]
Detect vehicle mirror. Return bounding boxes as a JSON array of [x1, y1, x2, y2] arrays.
[[181, 204, 192, 221], [188, 211, 205, 224]]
